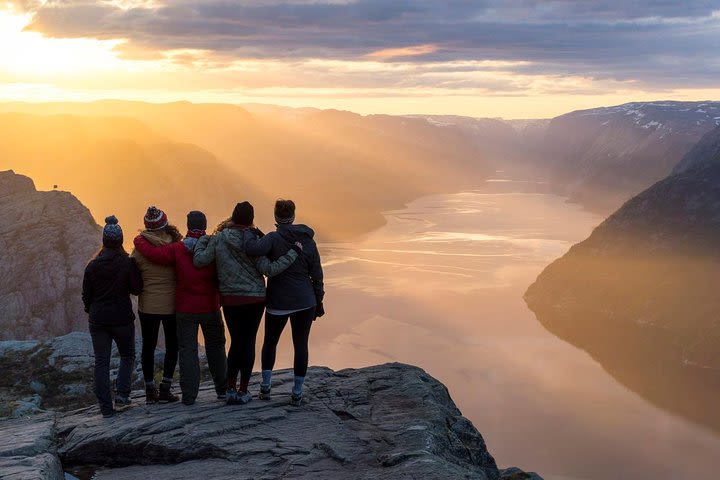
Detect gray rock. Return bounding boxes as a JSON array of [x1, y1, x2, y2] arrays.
[[29, 380, 46, 394], [500, 467, 544, 479], [13, 395, 44, 418], [57, 364, 524, 479], [0, 170, 101, 341], [0, 413, 64, 480], [61, 384, 88, 396], [0, 340, 39, 357]]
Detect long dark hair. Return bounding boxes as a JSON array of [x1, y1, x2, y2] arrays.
[[164, 224, 184, 242]]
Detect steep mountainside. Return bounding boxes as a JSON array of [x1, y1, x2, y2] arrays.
[[524, 125, 720, 431], [537, 101, 720, 212], [0, 171, 101, 340]]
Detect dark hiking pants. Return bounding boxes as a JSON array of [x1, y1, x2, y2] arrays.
[[224, 302, 265, 391], [139, 312, 178, 383], [177, 311, 227, 403], [262, 307, 315, 378], [90, 322, 135, 415]]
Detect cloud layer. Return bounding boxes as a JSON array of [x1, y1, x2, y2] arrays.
[[15, 0, 720, 89]]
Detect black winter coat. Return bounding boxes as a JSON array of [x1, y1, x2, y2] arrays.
[[244, 224, 324, 311], [82, 248, 143, 326]]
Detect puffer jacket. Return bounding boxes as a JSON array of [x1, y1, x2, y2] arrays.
[[82, 248, 143, 326], [244, 224, 324, 311], [131, 230, 177, 314], [193, 226, 297, 298], [133, 234, 220, 314]]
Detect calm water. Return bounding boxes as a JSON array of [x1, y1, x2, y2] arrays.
[[267, 178, 720, 480]]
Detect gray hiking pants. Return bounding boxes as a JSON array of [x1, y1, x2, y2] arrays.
[[177, 311, 227, 404]]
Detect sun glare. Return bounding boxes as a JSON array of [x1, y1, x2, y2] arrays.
[[0, 10, 124, 76]]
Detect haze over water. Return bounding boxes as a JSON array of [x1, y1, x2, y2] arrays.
[[266, 176, 720, 480]]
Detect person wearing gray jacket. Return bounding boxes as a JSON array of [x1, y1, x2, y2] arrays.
[[193, 201, 299, 405]]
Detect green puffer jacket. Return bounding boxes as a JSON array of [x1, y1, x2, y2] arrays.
[[193, 227, 297, 298]]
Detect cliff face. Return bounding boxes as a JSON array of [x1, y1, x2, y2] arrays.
[[0, 341, 543, 480], [524, 126, 720, 432], [0, 170, 101, 340]]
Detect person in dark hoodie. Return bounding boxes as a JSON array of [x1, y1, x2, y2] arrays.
[[243, 199, 325, 406], [82, 216, 143, 418], [193, 201, 300, 405], [133, 211, 228, 405]]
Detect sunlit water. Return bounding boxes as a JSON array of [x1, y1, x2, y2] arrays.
[[265, 178, 720, 480]]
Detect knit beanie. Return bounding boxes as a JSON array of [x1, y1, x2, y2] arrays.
[[187, 210, 207, 231], [232, 202, 254, 226], [144, 206, 168, 231], [274, 199, 295, 225], [102, 215, 123, 248]]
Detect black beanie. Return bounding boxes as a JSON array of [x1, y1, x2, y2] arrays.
[[187, 210, 207, 231], [232, 202, 254, 226]]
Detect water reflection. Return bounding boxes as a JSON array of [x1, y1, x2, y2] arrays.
[[261, 179, 720, 480]]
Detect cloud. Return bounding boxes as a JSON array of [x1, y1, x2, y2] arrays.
[[13, 0, 720, 90]]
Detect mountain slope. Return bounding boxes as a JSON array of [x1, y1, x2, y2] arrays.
[[0, 171, 101, 340], [524, 125, 720, 431], [536, 101, 720, 212]]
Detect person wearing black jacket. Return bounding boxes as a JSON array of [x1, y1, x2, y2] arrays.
[[243, 199, 325, 406], [82, 216, 143, 417]]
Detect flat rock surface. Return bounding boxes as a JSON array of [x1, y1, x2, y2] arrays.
[[59, 364, 504, 480], [0, 413, 63, 480]]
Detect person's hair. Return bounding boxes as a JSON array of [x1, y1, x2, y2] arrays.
[[274, 199, 296, 219], [164, 224, 183, 243], [214, 217, 232, 234], [95, 244, 128, 258]]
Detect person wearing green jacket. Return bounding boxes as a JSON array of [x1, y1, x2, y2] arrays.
[[193, 201, 299, 405]]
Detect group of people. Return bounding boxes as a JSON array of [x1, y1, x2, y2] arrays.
[[81, 199, 325, 417]]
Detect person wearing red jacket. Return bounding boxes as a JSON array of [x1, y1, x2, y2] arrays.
[[134, 211, 227, 405]]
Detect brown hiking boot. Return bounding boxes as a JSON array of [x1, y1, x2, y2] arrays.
[[158, 383, 179, 403], [145, 386, 159, 405]]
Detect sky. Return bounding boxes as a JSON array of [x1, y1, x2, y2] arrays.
[[1, 0, 720, 118]]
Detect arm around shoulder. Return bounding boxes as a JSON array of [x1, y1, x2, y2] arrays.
[[193, 235, 216, 267], [255, 249, 298, 277]]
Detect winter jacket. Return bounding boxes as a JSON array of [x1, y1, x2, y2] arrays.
[[82, 248, 143, 326], [244, 224, 324, 311], [193, 226, 298, 299], [131, 230, 177, 315], [133, 234, 220, 314]]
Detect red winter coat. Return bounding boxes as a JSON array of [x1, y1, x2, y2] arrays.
[[133, 235, 220, 314]]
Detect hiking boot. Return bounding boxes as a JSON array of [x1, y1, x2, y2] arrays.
[[101, 410, 115, 418], [158, 383, 179, 403], [237, 392, 252, 405], [258, 385, 272, 401], [290, 392, 303, 407], [114, 395, 132, 412], [227, 388, 252, 405], [145, 386, 159, 404]]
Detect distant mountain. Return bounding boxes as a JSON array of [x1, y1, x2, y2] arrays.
[[0, 171, 101, 340], [0, 102, 497, 240], [535, 101, 720, 212], [524, 125, 720, 431], [0, 112, 266, 242]]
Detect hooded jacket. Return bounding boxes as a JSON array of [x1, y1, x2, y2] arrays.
[[133, 234, 220, 314], [244, 224, 324, 311], [131, 230, 177, 315], [193, 226, 298, 300], [82, 248, 143, 326]]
